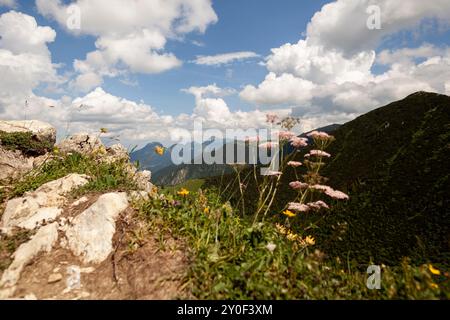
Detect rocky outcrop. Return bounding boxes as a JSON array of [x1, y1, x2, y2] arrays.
[[0, 120, 56, 145], [56, 133, 103, 155], [1, 174, 90, 234], [0, 120, 56, 184]]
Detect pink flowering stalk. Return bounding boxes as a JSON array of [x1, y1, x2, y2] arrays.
[[289, 181, 309, 190], [288, 202, 310, 213], [290, 137, 308, 148], [309, 150, 331, 158], [287, 161, 302, 167], [266, 113, 279, 124], [278, 131, 297, 141]]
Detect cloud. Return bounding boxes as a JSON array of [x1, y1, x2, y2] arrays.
[[240, 0, 450, 130], [193, 51, 260, 66], [0, 0, 17, 8], [0, 11, 61, 110], [36, 0, 218, 92]]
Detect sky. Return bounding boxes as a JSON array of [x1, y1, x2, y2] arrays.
[[1, 0, 450, 148]]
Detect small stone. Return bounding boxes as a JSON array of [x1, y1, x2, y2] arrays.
[[48, 273, 63, 284]]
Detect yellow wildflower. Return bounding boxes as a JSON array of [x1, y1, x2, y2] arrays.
[[177, 188, 190, 197], [283, 210, 296, 218], [155, 145, 165, 156], [53, 147, 60, 154], [304, 236, 316, 246], [429, 264, 441, 275], [430, 283, 439, 289], [203, 207, 210, 214]]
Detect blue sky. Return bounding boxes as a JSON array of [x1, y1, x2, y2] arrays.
[[1, 0, 450, 146]]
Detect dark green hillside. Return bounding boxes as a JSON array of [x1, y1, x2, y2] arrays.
[[207, 91, 450, 267]]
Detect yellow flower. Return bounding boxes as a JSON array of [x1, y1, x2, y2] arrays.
[[53, 147, 60, 154], [177, 188, 190, 197], [155, 146, 165, 156], [282, 210, 296, 218], [305, 236, 316, 246], [429, 264, 441, 275], [430, 283, 439, 289], [203, 207, 210, 214], [100, 128, 108, 134]]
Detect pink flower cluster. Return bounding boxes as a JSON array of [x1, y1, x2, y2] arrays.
[[287, 161, 302, 167], [289, 181, 309, 190], [305, 150, 331, 158], [307, 131, 333, 141], [310, 184, 349, 200], [290, 137, 308, 148], [266, 113, 279, 124], [266, 170, 283, 177], [278, 131, 297, 141], [288, 200, 330, 213]]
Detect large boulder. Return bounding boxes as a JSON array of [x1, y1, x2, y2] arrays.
[[1, 174, 90, 234], [64, 193, 129, 264], [0, 148, 35, 183], [0, 120, 56, 145]]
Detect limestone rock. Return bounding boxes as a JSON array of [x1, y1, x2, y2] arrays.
[[47, 273, 63, 284], [64, 193, 129, 264], [1, 174, 90, 234], [0, 120, 56, 144], [133, 170, 153, 193], [0, 147, 35, 182], [104, 144, 129, 163], [57, 133, 103, 155], [0, 223, 59, 293]]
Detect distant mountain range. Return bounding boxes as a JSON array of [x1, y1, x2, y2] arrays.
[[130, 124, 342, 186]]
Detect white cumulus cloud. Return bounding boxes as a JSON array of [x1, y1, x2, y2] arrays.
[[193, 51, 260, 66]]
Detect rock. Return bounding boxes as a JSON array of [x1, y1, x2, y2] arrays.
[[0, 147, 35, 182], [0, 223, 59, 294], [105, 144, 129, 163], [47, 273, 63, 284], [133, 170, 153, 193], [70, 196, 89, 207], [0, 120, 56, 144], [1, 174, 90, 234], [127, 190, 150, 202], [64, 193, 129, 264], [57, 133, 103, 155]]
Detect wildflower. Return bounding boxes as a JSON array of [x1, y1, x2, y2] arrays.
[[430, 283, 439, 289], [278, 131, 297, 141], [275, 223, 287, 235], [266, 170, 283, 177], [304, 236, 316, 246], [266, 242, 277, 253], [288, 202, 310, 213], [259, 141, 279, 149], [100, 128, 108, 134], [203, 207, 210, 214], [429, 264, 441, 276], [290, 137, 308, 148], [288, 161, 302, 167], [53, 147, 60, 154], [324, 189, 349, 200], [171, 200, 181, 207], [283, 210, 296, 218], [155, 145, 165, 156], [307, 200, 330, 210], [266, 113, 279, 124], [286, 231, 299, 242], [289, 181, 309, 190], [309, 150, 331, 158], [239, 183, 247, 190], [307, 131, 334, 141], [177, 188, 190, 197]]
